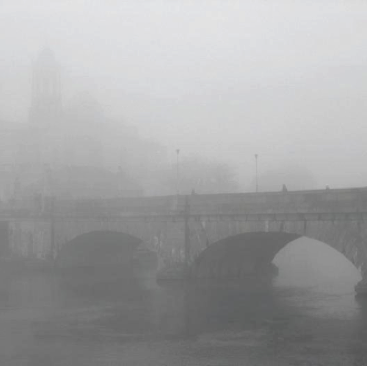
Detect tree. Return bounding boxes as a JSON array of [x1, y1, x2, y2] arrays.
[[158, 157, 239, 194]]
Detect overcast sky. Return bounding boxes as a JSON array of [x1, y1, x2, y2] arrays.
[[1, 0, 367, 188]]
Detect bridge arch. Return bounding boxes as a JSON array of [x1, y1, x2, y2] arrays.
[[56, 230, 143, 268], [191, 227, 367, 280]]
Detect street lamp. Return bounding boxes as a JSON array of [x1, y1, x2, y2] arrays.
[[255, 154, 258, 192], [176, 149, 180, 195]]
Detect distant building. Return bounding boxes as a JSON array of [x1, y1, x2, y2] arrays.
[[0, 47, 173, 201], [6, 47, 144, 200], [29, 46, 62, 125], [21, 165, 142, 199]]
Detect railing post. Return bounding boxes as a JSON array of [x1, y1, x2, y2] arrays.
[[184, 195, 191, 272], [50, 197, 55, 261]]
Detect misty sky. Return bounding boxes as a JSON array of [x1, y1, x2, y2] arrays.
[[1, 0, 367, 188]]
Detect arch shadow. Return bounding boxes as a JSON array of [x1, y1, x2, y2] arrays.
[[191, 231, 361, 280], [56, 231, 143, 269]]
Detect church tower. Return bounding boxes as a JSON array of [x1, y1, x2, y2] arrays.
[[20, 47, 64, 169], [29, 47, 62, 124]]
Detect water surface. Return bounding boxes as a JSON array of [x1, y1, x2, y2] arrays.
[[0, 239, 366, 366]]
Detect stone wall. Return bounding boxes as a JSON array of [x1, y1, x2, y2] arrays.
[[4, 187, 367, 282]]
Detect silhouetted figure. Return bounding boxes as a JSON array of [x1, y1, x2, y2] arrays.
[[326, 185, 330, 190], [282, 184, 288, 192]]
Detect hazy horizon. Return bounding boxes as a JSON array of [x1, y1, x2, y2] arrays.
[[1, 0, 367, 189]]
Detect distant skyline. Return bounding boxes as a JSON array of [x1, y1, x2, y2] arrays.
[[1, 1, 367, 189]]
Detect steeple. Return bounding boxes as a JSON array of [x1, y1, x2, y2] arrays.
[[29, 47, 62, 124]]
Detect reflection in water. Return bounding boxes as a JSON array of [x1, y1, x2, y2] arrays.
[[353, 297, 367, 366], [0, 240, 366, 365]]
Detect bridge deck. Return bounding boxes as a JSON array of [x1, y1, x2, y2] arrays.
[[0, 187, 366, 220]]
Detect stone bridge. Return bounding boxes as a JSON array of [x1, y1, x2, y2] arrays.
[[1, 187, 367, 287]]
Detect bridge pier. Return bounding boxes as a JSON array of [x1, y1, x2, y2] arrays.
[[355, 278, 367, 295]]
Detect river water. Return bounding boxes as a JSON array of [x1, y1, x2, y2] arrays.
[[0, 239, 366, 366]]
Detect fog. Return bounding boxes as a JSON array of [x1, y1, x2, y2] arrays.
[[1, 1, 367, 191], [274, 237, 361, 291]]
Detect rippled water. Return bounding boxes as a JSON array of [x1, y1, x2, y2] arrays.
[[0, 241, 366, 366]]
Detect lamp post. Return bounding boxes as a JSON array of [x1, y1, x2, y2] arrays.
[[255, 154, 258, 192], [176, 149, 180, 196]]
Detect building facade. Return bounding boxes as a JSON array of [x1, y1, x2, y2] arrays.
[[4, 47, 143, 201]]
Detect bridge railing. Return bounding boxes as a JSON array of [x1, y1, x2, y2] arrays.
[[51, 196, 180, 217], [42, 189, 367, 218], [3, 187, 367, 219], [188, 188, 367, 215]]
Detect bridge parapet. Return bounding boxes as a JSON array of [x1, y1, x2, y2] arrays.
[[40, 188, 367, 218], [188, 188, 367, 216], [1, 187, 367, 219], [51, 196, 179, 217]]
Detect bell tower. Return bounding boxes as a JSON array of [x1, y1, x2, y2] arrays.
[[29, 47, 62, 124]]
